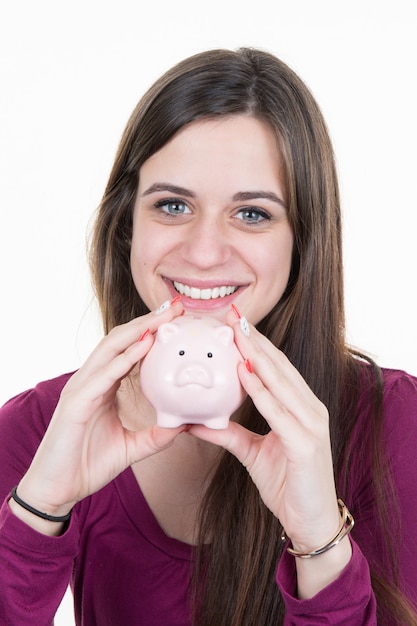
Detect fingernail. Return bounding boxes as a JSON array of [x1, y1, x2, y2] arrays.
[[245, 358, 253, 373], [155, 300, 170, 315], [240, 317, 250, 337], [170, 295, 181, 306], [231, 304, 242, 319], [139, 328, 150, 341]]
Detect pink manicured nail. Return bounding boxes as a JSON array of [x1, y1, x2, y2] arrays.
[[245, 358, 253, 374], [139, 328, 150, 342], [231, 304, 242, 319], [170, 295, 181, 306]]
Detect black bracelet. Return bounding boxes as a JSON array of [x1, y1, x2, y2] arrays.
[[10, 486, 72, 523]]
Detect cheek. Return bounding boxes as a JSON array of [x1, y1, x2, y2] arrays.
[[131, 218, 158, 267], [129, 233, 153, 289], [263, 231, 293, 281], [129, 224, 177, 295], [280, 236, 294, 278], [254, 232, 294, 313]]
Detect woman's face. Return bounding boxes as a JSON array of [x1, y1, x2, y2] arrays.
[[131, 115, 293, 325]]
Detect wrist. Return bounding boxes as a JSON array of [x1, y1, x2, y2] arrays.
[[8, 484, 73, 537], [8, 496, 67, 537], [295, 534, 353, 599], [282, 500, 354, 559], [280, 499, 355, 599]]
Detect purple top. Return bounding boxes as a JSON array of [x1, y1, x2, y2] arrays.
[[0, 368, 416, 624]]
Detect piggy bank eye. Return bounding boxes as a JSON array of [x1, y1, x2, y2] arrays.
[[179, 350, 185, 356], [207, 352, 213, 358]]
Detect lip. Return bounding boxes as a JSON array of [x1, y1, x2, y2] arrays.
[[168, 277, 242, 290], [163, 277, 245, 311]]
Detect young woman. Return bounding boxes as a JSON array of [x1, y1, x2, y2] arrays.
[[1, 48, 416, 625]]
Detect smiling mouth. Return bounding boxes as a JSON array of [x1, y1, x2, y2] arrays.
[[173, 281, 239, 300]]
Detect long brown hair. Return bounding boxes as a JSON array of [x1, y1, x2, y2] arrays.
[[89, 48, 416, 624]]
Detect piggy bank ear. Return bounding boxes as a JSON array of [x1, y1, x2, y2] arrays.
[[213, 325, 234, 346], [157, 322, 180, 344]]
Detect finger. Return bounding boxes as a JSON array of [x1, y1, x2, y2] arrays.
[[235, 362, 335, 493], [227, 312, 327, 429], [126, 424, 189, 464], [227, 307, 307, 387], [63, 335, 155, 412], [77, 298, 184, 380], [237, 362, 313, 449], [188, 420, 262, 469]]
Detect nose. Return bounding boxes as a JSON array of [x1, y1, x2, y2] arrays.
[[175, 362, 213, 388], [180, 213, 233, 269]]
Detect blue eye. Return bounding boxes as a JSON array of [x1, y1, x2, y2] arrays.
[[235, 207, 271, 224], [154, 199, 191, 215]]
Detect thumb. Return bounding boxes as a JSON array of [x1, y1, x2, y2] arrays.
[[127, 424, 187, 463]]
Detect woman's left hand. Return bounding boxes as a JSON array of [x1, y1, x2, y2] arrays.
[[189, 308, 342, 555]]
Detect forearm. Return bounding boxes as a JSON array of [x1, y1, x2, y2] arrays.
[[8, 496, 66, 537], [294, 535, 352, 599], [276, 539, 377, 625], [286, 500, 354, 599], [0, 497, 77, 625]]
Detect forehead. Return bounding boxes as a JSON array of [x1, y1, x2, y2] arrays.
[[138, 115, 284, 192]]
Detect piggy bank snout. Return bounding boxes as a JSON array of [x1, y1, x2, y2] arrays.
[[175, 362, 213, 388]]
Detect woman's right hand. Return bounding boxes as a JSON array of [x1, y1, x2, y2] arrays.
[[11, 298, 185, 533]]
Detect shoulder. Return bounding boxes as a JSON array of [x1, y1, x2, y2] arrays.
[[347, 365, 417, 479], [380, 368, 417, 450], [0, 372, 75, 433], [354, 365, 417, 472], [356, 364, 417, 420], [381, 367, 417, 397]]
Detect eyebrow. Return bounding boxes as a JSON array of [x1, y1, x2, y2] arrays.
[[232, 190, 286, 208], [141, 183, 196, 198], [141, 183, 286, 208]]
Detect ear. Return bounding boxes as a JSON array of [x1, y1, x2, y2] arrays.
[[157, 322, 180, 344], [213, 325, 234, 346]]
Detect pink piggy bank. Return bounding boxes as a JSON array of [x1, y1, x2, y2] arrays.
[[140, 316, 246, 429]]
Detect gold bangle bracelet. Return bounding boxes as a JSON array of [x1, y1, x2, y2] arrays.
[[281, 499, 354, 559]]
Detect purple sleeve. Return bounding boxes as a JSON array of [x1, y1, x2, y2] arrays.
[[0, 375, 78, 624], [0, 499, 79, 625], [276, 540, 377, 625]]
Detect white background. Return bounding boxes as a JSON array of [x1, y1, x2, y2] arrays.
[[1, 1, 416, 623]]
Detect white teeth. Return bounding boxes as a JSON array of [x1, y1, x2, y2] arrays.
[[200, 288, 212, 300], [173, 281, 238, 300]]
